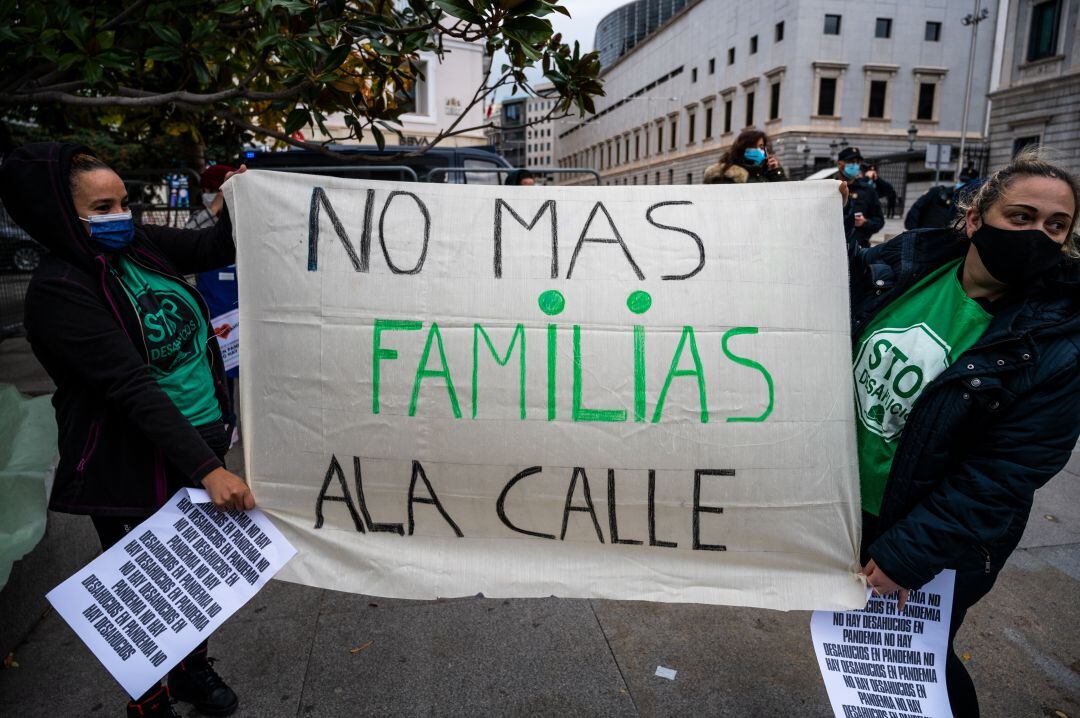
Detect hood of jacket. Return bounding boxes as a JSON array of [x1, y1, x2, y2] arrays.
[[703, 162, 752, 184], [0, 142, 99, 269]]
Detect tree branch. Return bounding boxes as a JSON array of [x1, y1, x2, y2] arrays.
[[1, 82, 313, 107], [201, 105, 360, 161], [99, 0, 151, 32]]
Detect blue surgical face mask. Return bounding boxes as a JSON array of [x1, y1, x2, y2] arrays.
[[744, 148, 767, 165], [842, 163, 860, 179], [954, 181, 965, 189], [80, 211, 135, 252]]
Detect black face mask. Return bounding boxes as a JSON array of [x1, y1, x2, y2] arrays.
[[970, 222, 1063, 287]]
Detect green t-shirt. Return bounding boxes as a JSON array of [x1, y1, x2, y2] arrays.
[[114, 257, 221, 426], [853, 258, 992, 515]]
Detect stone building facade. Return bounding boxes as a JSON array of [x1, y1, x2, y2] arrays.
[[556, 0, 998, 185], [987, 0, 1080, 174], [322, 37, 489, 148], [525, 89, 558, 172]]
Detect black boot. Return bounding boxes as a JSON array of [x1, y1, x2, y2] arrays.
[[126, 685, 181, 717], [167, 649, 239, 717]]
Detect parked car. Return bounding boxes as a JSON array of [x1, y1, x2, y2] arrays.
[[240, 144, 514, 184], [0, 202, 43, 274], [804, 166, 840, 180]]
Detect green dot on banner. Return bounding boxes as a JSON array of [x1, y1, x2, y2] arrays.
[[538, 290, 565, 316], [626, 290, 652, 314]]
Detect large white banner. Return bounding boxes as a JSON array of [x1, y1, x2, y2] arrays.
[[224, 171, 864, 611]]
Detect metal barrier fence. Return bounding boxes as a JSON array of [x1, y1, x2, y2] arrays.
[[428, 167, 602, 185], [0, 201, 36, 338]]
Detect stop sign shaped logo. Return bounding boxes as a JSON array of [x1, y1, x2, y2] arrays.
[[853, 323, 951, 440]]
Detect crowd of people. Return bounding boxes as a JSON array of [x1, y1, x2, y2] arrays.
[[0, 133, 1076, 718]]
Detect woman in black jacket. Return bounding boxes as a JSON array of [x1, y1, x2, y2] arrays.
[[845, 150, 1079, 717], [702, 128, 786, 184], [0, 143, 252, 718]]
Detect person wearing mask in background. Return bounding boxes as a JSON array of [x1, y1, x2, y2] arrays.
[[187, 164, 240, 446], [505, 169, 536, 186], [844, 149, 1079, 716], [0, 143, 252, 718], [864, 164, 898, 218], [838, 147, 884, 247], [905, 168, 981, 231], [703, 128, 786, 184]]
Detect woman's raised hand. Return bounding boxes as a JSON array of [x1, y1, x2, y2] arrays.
[[223, 164, 247, 183]]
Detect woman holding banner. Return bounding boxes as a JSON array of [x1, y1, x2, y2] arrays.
[[0, 143, 251, 718], [844, 149, 1080, 717]]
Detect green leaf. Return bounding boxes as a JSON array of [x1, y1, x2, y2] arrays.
[[57, 52, 84, 71], [151, 24, 182, 46], [255, 33, 283, 51], [216, 0, 246, 13], [96, 31, 115, 50], [82, 62, 103, 85], [284, 107, 310, 134], [268, 0, 310, 12], [192, 61, 211, 85], [433, 0, 482, 23], [503, 15, 551, 42], [508, 1, 548, 16], [370, 123, 385, 151], [145, 45, 182, 62], [63, 29, 86, 51]]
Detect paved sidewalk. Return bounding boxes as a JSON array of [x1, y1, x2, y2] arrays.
[[1, 444, 1077, 716]]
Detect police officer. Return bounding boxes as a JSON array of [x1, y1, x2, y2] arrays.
[[904, 168, 980, 230], [863, 164, 898, 217], [838, 147, 884, 247]]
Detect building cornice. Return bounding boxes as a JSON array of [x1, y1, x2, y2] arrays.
[[863, 63, 899, 74], [988, 66, 1080, 97], [1003, 112, 1056, 128]]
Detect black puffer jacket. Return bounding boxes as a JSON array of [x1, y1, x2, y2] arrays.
[[849, 227, 1080, 589], [0, 142, 235, 517], [903, 185, 960, 230]]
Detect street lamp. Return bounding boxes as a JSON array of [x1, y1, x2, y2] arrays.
[[957, 0, 990, 179], [907, 124, 918, 151], [829, 138, 839, 158], [801, 136, 811, 169]]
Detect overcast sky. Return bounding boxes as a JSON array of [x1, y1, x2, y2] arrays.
[[489, 0, 627, 101]]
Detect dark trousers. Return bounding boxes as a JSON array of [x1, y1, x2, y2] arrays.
[[861, 512, 997, 718], [91, 421, 230, 704], [92, 517, 212, 704]]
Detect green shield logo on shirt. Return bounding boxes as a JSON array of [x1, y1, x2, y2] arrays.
[[853, 323, 951, 440]]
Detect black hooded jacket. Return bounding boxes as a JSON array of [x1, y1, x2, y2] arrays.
[[0, 143, 235, 516], [849, 227, 1080, 589]]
